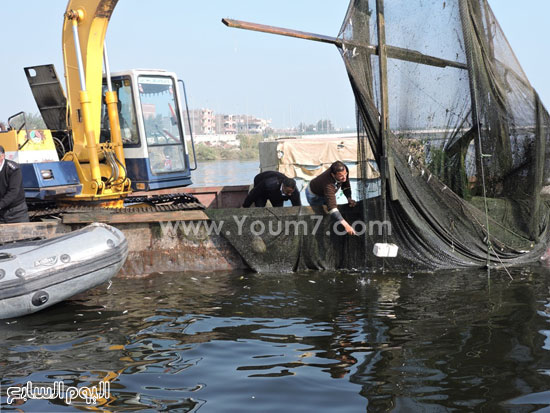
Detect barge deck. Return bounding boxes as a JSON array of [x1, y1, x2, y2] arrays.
[[1, 186, 261, 277]]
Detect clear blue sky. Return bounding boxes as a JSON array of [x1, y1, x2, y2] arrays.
[[0, 1, 548, 130]]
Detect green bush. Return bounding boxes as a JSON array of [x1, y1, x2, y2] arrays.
[[195, 144, 219, 161], [194, 135, 264, 161]]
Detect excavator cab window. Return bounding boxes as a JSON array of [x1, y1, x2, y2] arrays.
[[100, 77, 139, 145], [138, 75, 187, 174]]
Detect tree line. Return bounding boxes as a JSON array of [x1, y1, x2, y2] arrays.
[[296, 119, 335, 133]]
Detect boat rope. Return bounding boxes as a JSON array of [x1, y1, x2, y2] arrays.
[[488, 243, 514, 280]]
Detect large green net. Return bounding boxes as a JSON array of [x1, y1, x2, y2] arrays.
[[341, 0, 550, 271], [218, 0, 550, 273]]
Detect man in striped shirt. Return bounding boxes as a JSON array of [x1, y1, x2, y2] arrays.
[[306, 161, 357, 235]]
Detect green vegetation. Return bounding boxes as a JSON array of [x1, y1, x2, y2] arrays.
[[427, 147, 471, 199], [237, 134, 263, 159], [296, 119, 335, 133], [194, 134, 264, 161]]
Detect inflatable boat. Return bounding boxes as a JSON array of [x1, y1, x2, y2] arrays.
[[0, 223, 128, 319]]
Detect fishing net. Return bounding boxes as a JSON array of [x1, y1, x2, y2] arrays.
[[341, 0, 550, 271], [207, 206, 369, 272], [217, 0, 550, 273]]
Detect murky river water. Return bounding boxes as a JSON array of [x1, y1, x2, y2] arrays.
[[190, 159, 259, 187], [2, 266, 550, 411]]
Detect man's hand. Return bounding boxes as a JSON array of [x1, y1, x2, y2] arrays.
[[342, 220, 356, 236], [348, 198, 357, 208]]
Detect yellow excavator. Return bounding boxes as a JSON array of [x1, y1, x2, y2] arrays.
[[1, 0, 198, 209]]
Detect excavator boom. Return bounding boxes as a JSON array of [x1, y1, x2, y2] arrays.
[[61, 0, 130, 203], [63, 0, 117, 157]]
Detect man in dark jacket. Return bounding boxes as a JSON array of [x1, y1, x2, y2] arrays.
[[0, 146, 29, 223], [243, 171, 301, 208], [306, 160, 356, 235]]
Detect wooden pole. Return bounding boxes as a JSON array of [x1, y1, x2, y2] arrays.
[[376, 0, 390, 245], [222, 18, 345, 47], [222, 18, 467, 71]]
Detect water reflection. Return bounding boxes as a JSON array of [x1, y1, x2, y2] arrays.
[[1, 267, 550, 411]]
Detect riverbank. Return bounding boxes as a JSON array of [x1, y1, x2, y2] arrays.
[[194, 134, 263, 161]]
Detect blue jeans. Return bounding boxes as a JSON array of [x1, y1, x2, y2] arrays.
[[305, 185, 326, 206]]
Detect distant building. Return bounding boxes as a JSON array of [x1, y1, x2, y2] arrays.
[[233, 114, 271, 135], [185, 108, 271, 137], [214, 114, 237, 135], [186, 108, 215, 135]]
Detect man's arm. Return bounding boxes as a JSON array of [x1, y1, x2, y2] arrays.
[[342, 181, 356, 206], [323, 181, 356, 235], [0, 166, 23, 210], [342, 166, 353, 199], [290, 188, 302, 206], [323, 182, 339, 215], [342, 168, 356, 206], [342, 180, 352, 200]]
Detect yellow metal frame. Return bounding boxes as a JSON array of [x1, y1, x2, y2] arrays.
[[0, 129, 57, 154], [61, 0, 130, 202]]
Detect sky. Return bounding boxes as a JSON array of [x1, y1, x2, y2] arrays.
[[0, 0, 548, 130]]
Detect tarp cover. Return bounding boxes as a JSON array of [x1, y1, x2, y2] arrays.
[[259, 138, 379, 180]]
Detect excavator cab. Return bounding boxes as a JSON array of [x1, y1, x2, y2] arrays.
[[100, 69, 196, 191], [21, 65, 197, 202]]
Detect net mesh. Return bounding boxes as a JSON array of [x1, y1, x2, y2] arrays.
[[340, 0, 550, 270]]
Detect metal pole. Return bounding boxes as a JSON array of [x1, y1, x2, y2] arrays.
[[67, 11, 102, 189], [103, 41, 127, 181], [103, 42, 113, 92], [71, 19, 87, 92], [376, 0, 389, 246]]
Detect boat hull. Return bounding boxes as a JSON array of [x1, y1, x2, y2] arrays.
[[0, 223, 128, 319]]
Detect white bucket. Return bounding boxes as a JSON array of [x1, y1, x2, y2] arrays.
[[373, 243, 399, 257]]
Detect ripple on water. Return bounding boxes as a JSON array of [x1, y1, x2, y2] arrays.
[[1, 268, 550, 411]]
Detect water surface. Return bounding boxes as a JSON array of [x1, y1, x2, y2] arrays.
[[190, 160, 259, 187], [2, 267, 550, 411]]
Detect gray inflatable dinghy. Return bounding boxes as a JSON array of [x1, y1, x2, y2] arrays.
[[0, 222, 128, 319]]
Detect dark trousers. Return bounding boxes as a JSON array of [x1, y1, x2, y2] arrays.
[[0, 202, 29, 223], [254, 197, 283, 207]]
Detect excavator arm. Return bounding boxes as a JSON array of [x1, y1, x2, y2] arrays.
[[61, 0, 129, 203]]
